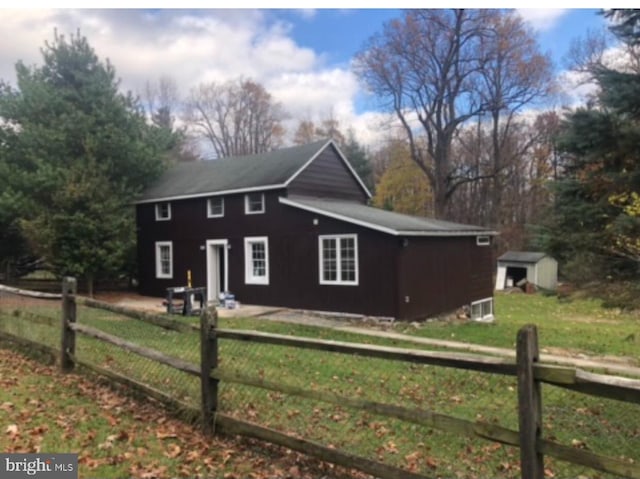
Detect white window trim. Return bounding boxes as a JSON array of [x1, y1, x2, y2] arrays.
[[207, 197, 225, 218], [318, 234, 359, 286], [155, 202, 171, 221], [155, 241, 173, 279], [244, 236, 269, 285], [244, 193, 265, 215], [476, 235, 490, 246], [470, 297, 494, 322]]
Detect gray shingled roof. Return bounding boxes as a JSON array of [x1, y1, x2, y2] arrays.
[[498, 251, 547, 263], [281, 196, 497, 236], [136, 140, 331, 203]]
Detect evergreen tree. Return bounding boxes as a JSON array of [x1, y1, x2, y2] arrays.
[[542, 10, 640, 281], [0, 31, 172, 293], [341, 130, 374, 192]]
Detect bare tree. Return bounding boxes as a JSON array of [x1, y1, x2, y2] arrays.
[[448, 111, 561, 251], [475, 11, 555, 227], [292, 119, 317, 145], [292, 110, 347, 146], [144, 75, 180, 130], [354, 9, 495, 218], [354, 9, 555, 220], [143, 75, 200, 162], [186, 78, 287, 158]]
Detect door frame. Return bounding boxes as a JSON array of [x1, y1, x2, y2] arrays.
[[206, 239, 229, 303]]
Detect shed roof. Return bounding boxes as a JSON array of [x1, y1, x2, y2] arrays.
[[280, 196, 497, 237], [136, 140, 370, 203], [498, 251, 548, 263]]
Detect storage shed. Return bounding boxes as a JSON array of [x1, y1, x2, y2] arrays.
[[495, 251, 558, 291]]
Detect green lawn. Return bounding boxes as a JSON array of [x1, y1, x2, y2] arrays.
[[0, 292, 639, 479], [396, 293, 640, 360], [0, 347, 359, 479]]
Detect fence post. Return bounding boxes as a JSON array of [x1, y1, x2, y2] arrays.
[[60, 277, 77, 372], [200, 305, 219, 435], [517, 324, 544, 479]]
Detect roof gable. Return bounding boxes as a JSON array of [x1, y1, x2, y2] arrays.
[[136, 140, 370, 204]]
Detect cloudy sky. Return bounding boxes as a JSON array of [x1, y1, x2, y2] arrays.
[[0, 8, 612, 149]]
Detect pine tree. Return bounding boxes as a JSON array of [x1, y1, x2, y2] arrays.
[[0, 30, 173, 293], [542, 10, 640, 281]]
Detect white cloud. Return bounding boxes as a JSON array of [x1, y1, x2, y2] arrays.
[[516, 9, 569, 32], [0, 9, 389, 149]]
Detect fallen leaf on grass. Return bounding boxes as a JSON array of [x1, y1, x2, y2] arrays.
[[28, 425, 49, 436], [571, 439, 587, 449], [384, 441, 398, 454], [6, 424, 19, 437], [289, 465, 301, 477], [164, 443, 181, 459]]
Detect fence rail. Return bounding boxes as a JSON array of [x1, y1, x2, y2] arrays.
[[1, 278, 639, 479]]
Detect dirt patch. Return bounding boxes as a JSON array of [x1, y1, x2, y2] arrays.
[[93, 292, 167, 314]]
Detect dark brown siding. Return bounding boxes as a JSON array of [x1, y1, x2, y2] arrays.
[[288, 144, 368, 202], [137, 190, 398, 318], [396, 237, 494, 321]]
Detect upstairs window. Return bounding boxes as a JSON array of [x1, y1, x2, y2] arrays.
[[244, 237, 269, 285], [155, 202, 171, 221], [155, 241, 173, 279], [245, 193, 265, 215], [207, 197, 224, 218], [319, 234, 358, 286]]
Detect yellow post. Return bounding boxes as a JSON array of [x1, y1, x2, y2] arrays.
[[187, 269, 192, 288]]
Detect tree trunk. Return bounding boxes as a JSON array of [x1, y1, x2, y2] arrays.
[[86, 273, 94, 298]]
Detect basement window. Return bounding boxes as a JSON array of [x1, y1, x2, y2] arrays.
[[470, 298, 493, 321]]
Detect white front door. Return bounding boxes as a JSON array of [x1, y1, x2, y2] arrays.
[[206, 239, 228, 303]]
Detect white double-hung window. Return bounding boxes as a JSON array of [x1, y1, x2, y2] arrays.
[[319, 234, 358, 285], [155, 241, 173, 279], [155, 202, 171, 221], [207, 197, 224, 218], [245, 193, 265, 214], [244, 236, 269, 285]]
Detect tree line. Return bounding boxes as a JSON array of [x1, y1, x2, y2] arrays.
[[1, 9, 638, 291]]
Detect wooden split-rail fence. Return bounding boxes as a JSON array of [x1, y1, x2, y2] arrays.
[[1, 277, 639, 479]]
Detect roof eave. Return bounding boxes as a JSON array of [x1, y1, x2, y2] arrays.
[[279, 197, 497, 237], [399, 229, 500, 237], [134, 183, 286, 205]]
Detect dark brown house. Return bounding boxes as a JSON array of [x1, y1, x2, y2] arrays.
[[135, 139, 496, 321]]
